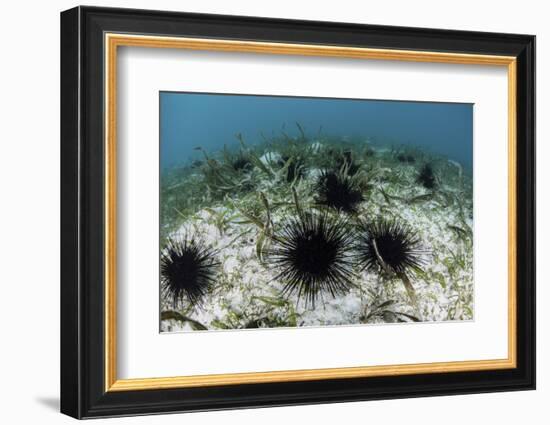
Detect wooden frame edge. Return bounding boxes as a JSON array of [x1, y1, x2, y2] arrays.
[[108, 358, 516, 391], [104, 33, 518, 392]]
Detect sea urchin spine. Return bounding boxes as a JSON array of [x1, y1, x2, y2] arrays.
[[161, 237, 220, 308], [267, 213, 356, 307]]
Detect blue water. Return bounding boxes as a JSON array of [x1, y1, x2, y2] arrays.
[[160, 92, 473, 171]]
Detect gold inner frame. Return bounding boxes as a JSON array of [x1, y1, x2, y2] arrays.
[[104, 33, 517, 392]]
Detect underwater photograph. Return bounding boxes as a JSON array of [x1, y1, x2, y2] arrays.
[[159, 92, 473, 333]]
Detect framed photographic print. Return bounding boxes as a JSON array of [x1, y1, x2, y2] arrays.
[[60, 6, 536, 419]]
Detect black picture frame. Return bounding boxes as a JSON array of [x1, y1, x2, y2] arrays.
[[61, 5, 535, 419]]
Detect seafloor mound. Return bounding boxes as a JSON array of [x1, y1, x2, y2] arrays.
[[160, 130, 473, 332]]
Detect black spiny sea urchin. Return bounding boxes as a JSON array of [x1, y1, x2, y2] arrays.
[[417, 163, 436, 189], [231, 153, 252, 172], [161, 237, 220, 308], [315, 170, 364, 213], [268, 213, 355, 307], [356, 219, 427, 276]]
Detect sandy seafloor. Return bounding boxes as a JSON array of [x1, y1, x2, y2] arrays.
[[159, 138, 474, 333]]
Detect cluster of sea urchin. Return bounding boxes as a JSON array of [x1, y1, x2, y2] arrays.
[[268, 214, 428, 307], [161, 237, 220, 308], [267, 213, 355, 307], [315, 170, 364, 213], [356, 219, 427, 276]]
